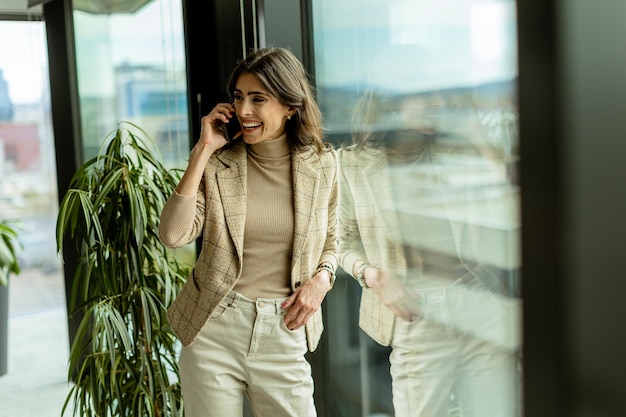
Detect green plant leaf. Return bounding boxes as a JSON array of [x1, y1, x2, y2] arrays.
[[0, 221, 22, 285]]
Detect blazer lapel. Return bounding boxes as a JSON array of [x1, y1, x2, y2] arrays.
[[216, 144, 247, 260], [292, 149, 319, 262]]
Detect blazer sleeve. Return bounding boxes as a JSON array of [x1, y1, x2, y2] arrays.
[[337, 148, 367, 277]]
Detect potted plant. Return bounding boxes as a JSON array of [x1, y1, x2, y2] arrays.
[[56, 122, 190, 417], [0, 220, 21, 376]]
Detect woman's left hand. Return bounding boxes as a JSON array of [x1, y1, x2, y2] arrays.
[[281, 272, 332, 330]]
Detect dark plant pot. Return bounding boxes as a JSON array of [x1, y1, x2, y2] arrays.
[[0, 282, 8, 376]]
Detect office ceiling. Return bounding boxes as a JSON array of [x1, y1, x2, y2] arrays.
[[0, 0, 42, 19]]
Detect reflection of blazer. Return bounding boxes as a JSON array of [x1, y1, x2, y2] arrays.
[[339, 146, 521, 347], [160, 141, 338, 351], [338, 147, 403, 346]]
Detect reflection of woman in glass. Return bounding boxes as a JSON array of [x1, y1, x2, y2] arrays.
[[338, 83, 521, 416]]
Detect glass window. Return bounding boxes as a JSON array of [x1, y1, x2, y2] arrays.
[[73, 0, 189, 170], [312, 1, 521, 416], [72, 0, 195, 267], [0, 18, 69, 414]]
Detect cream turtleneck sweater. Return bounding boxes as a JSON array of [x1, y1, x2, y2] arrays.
[[233, 134, 294, 299]]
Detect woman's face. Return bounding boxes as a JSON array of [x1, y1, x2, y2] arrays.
[[233, 72, 294, 145]]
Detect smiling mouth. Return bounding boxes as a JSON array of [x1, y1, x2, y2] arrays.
[[242, 121, 262, 129]]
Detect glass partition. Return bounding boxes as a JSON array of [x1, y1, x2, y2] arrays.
[[311, 1, 521, 416]]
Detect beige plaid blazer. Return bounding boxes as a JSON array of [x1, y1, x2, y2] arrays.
[[337, 147, 405, 346], [160, 141, 338, 351]]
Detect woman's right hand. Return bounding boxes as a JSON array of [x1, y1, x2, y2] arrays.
[[197, 102, 237, 151], [175, 103, 237, 196]]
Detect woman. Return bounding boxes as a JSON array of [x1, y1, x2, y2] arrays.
[[159, 47, 338, 417]]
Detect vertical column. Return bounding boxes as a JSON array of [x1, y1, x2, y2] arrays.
[[44, 0, 83, 362]]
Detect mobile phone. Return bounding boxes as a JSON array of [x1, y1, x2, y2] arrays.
[[218, 116, 241, 141]]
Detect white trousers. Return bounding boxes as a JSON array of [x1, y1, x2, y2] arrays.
[[390, 281, 521, 417], [179, 291, 316, 417]]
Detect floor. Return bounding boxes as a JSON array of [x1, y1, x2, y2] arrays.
[[0, 267, 72, 417]]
